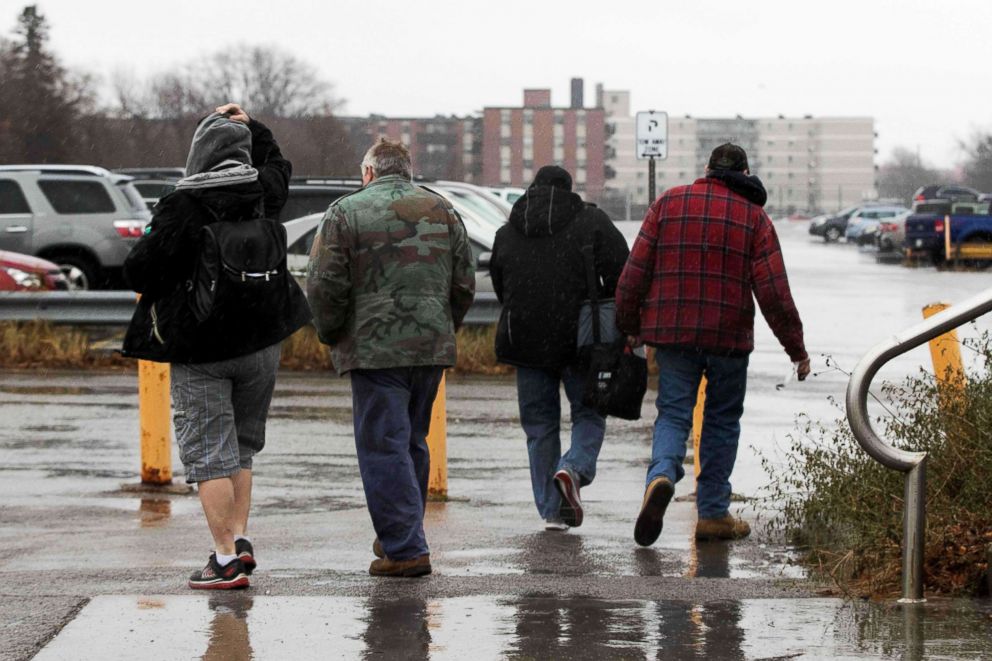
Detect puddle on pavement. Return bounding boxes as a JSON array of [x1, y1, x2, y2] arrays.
[[267, 405, 353, 422], [35, 595, 992, 660], [138, 498, 172, 528], [19, 423, 79, 433]]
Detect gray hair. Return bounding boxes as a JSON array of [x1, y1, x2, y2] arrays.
[[361, 137, 412, 180]]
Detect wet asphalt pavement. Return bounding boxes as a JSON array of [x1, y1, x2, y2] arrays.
[[3, 223, 992, 659]]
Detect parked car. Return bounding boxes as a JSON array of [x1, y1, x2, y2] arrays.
[[875, 210, 912, 253], [905, 200, 992, 264], [0, 250, 69, 291], [283, 177, 512, 228], [912, 184, 981, 203], [0, 165, 151, 289], [808, 202, 896, 242], [113, 168, 183, 209], [280, 179, 360, 222], [845, 205, 909, 244], [486, 186, 526, 205], [283, 181, 508, 294]]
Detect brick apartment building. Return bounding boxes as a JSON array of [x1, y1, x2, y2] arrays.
[[480, 82, 607, 203], [338, 115, 481, 182], [337, 79, 607, 200]]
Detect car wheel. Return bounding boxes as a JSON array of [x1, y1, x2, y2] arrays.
[[825, 227, 841, 242], [54, 255, 100, 290]]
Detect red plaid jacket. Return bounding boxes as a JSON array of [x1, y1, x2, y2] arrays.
[[615, 178, 807, 361]]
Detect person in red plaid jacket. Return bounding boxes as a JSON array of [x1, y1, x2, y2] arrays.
[[615, 143, 811, 546]]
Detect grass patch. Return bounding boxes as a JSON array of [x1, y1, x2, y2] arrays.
[[1, 321, 649, 381], [760, 338, 992, 598], [276, 324, 512, 375], [0, 321, 129, 369], [0, 321, 515, 375]]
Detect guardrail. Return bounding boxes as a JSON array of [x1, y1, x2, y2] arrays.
[[0, 291, 501, 326], [845, 286, 992, 603]]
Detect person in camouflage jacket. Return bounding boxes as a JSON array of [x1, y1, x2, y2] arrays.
[[306, 138, 475, 577]]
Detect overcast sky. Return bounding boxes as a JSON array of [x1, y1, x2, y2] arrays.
[[15, 0, 992, 169]]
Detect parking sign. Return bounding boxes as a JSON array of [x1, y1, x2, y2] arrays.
[[636, 111, 668, 160]]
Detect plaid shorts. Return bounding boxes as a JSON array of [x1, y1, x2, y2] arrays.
[[170, 343, 282, 483]]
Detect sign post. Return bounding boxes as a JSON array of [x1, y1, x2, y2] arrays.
[[636, 110, 668, 206]]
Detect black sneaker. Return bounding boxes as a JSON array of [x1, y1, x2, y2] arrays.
[[553, 468, 584, 528], [235, 538, 256, 575], [188, 554, 250, 590]]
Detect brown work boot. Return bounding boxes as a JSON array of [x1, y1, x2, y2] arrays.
[[695, 514, 751, 541], [634, 476, 675, 547], [372, 538, 384, 559], [369, 554, 432, 577]]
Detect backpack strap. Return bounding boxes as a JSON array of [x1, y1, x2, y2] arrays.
[[581, 240, 601, 345]]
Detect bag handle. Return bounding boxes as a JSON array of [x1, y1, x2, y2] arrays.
[[581, 241, 601, 345]]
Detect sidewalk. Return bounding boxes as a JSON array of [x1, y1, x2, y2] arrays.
[[1, 370, 990, 659]]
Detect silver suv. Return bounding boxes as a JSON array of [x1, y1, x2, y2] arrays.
[[0, 165, 151, 289]]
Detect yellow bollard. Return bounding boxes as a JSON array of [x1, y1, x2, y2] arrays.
[[691, 377, 707, 478], [923, 303, 966, 397], [427, 373, 447, 500], [138, 360, 173, 485]]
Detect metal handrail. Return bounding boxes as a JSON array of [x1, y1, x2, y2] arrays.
[[846, 286, 992, 602]]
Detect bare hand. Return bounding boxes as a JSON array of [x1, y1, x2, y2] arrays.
[[215, 103, 249, 124], [796, 358, 811, 381]]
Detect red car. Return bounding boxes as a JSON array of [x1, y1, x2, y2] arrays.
[[0, 250, 70, 291]]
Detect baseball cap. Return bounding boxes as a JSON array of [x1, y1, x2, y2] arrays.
[[707, 143, 749, 172]]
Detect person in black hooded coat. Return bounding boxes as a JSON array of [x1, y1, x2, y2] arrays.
[[490, 165, 629, 531], [121, 103, 311, 591]]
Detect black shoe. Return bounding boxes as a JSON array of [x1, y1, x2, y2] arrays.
[[634, 477, 675, 547], [235, 538, 256, 575], [188, 554, 250, 590], [554, 468, 584, 528]]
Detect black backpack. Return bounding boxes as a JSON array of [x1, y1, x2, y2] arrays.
[[188, 202, 290, 324]]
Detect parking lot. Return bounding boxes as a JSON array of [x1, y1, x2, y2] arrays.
[[4, 222, 992, 659]]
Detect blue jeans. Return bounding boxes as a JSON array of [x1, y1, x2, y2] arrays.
[[516, 365, 607, 520], [648, 347, 749, 519], [350, 366, 443, 561]]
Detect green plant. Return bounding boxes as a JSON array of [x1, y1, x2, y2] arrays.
[[759, 340, 992, 598]]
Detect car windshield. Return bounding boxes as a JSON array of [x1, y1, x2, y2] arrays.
[[437, 188, 508, 230]]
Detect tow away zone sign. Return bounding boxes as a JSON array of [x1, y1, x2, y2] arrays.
[[636, 111, 668, 160]]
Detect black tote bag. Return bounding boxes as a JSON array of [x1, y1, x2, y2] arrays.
[[577, 242, 647, 420]]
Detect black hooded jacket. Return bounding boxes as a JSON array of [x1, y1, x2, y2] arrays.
[[490, 185, 630, 369], [120, 119, 311, 363]]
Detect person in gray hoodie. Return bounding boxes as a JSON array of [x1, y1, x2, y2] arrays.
[[490, 166, 629, 531], [123, 103, 310, 589]]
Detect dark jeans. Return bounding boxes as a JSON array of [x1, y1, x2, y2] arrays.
[[649, 347, 749, 519], [516, 364, 607, 521], [350, 366, 444, 561]]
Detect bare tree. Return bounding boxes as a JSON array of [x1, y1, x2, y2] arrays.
[[959, 131, 992, 194], [876, 147, 944, 205], [117, 45, 343, 120]]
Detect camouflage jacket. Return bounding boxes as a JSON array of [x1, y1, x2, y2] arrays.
[[306, 175, 476, 375]]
